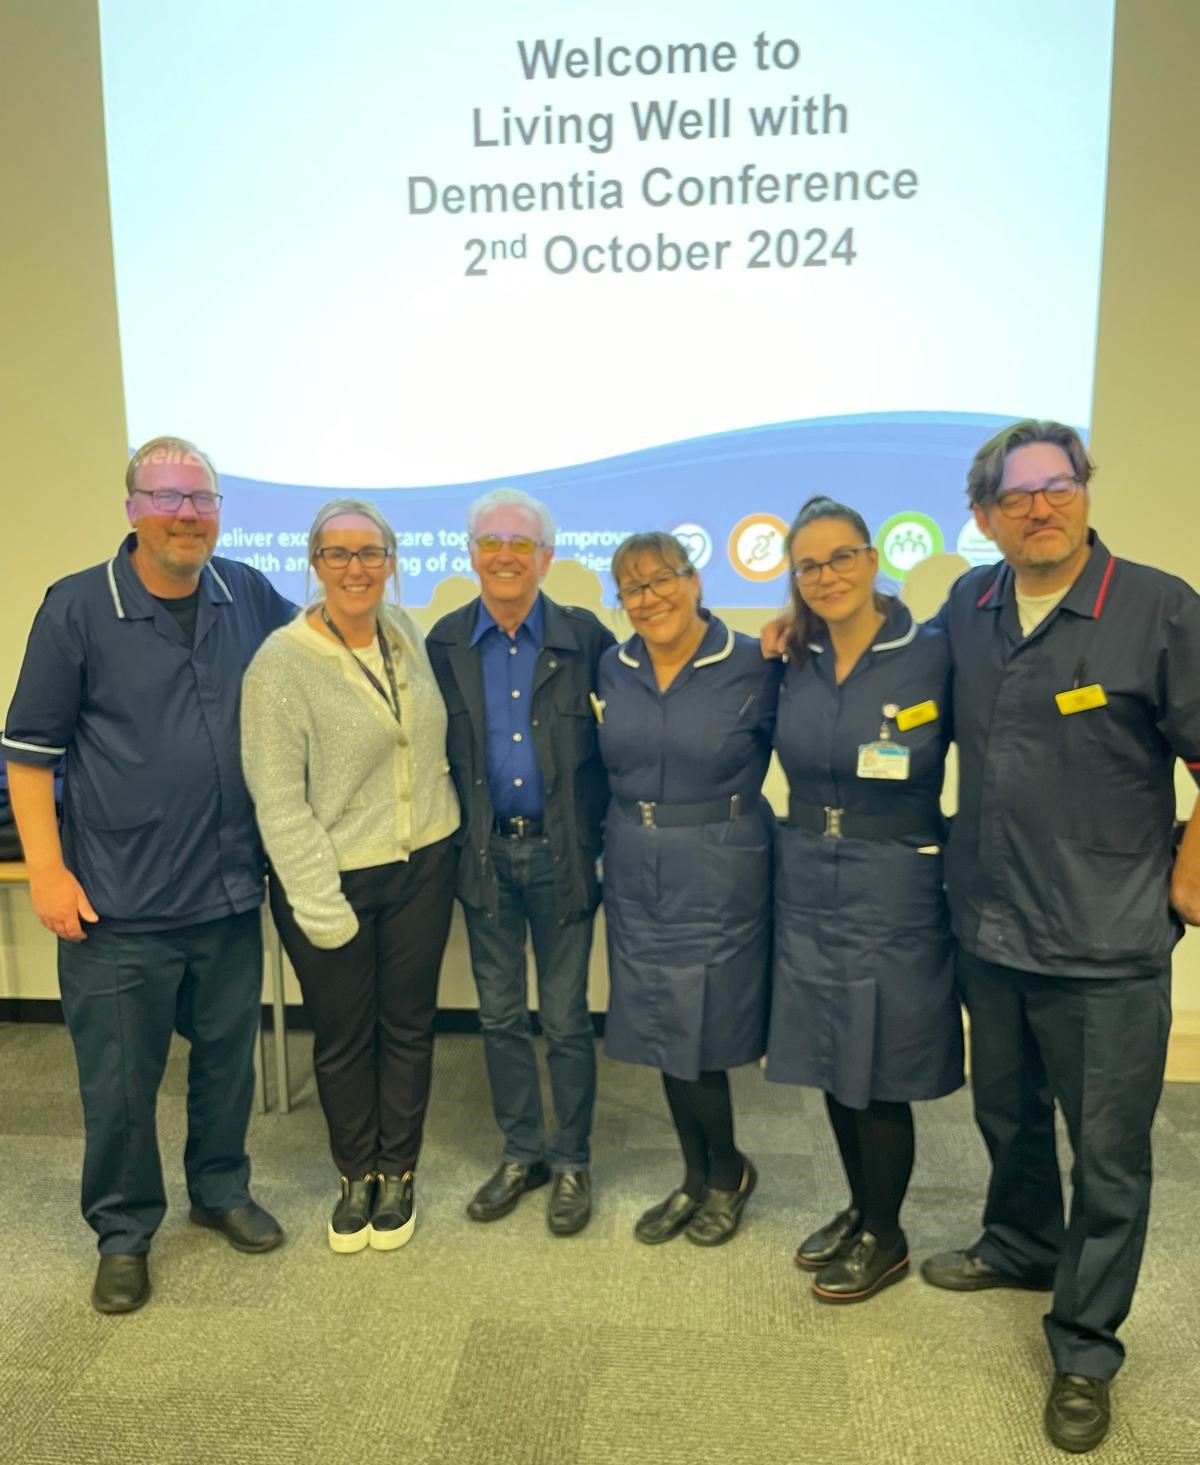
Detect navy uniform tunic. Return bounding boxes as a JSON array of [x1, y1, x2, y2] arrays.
[[597, 616, 780, 1080], [766, 597, 963, 1108], [931, 532, 1200, 1377]]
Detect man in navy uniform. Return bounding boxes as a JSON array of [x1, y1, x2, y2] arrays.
[[427, 489, 613, 1236], [922, 420, 1200, 1452], [3, 437, 294, 1313]]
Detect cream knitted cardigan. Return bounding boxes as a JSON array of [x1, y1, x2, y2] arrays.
[[241, 606, 460, 948]]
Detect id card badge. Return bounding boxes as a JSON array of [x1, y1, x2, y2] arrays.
[[857, 741, 911, 780]]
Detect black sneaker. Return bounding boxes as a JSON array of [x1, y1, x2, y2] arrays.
[[370, 1172, 416, 1251], [328, 1175, 375, 1254]]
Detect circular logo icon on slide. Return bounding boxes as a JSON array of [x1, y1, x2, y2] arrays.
[[728, 513, 789, 581], [955, 517, 1003, 568], [874, 511, 944, 579], [670, 522, 713, 570]]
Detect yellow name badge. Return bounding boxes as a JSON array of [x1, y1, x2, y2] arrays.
[[1055, 684, 1108, 716], [895, 700, 938, 732]]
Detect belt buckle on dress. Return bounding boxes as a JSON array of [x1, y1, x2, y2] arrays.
[[638, 801, 657, 828], [511, 817, 530, 838], [823, 806, 843, 838]]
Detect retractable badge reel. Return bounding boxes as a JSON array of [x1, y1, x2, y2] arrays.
[[857, 703, 911, 780]]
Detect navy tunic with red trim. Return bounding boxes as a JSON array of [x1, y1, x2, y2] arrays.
[[933, 531, 1200, 976], [597, 616, 780, 1079], [766, 597, 963, 1107]]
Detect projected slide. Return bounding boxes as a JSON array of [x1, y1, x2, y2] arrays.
[[99, 1, 1115, 605]]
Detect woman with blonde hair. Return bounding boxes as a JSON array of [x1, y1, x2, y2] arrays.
[[242, 498, 459, 1253]]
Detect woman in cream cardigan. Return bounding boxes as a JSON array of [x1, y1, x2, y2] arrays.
[[242, 498, 459, 1254]]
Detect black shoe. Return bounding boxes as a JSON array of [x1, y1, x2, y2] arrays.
[[92, 1253, 150, 1315], [1045, 1373, 1111, 1453], [547, 1168, 592, 1236], [328, 1175, 375, 1254], [811, 1230, 910, 1304], [188, 1198, 284, 1254], [920, 1247, 1055, 1292], [370, 1172, 415, 1252], [634, 1189, 702, 1245], [684, 1158, 757, 1247], [795, 1206, 863, 1271], [466, 1160, 552, 1222]]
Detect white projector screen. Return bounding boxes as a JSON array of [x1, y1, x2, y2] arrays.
[[98, 0, 1115, 605]]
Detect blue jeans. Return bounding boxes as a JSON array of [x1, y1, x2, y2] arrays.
[[462, 833, 597, 1169]]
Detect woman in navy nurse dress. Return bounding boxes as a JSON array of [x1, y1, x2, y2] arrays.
[[767, 496, 963, 1303], [598, 532, 780, 1249]]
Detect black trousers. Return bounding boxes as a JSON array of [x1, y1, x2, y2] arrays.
[[960, 950, 1172, 1380], [270, 838, 456, 1177]]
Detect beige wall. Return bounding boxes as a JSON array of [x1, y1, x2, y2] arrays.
[[2, 1, 1198, 1022]]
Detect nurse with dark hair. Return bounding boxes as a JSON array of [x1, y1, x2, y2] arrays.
[[597, 532, 780, 1247], [767, 496, 962, 1302]]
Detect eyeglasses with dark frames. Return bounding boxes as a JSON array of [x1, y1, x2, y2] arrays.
[[314, 546, 392, 569], [616, 566, 695, 607], [131, 488, 223, 515], [994, 476, 1082, 520], [791, 545, 872, 586]]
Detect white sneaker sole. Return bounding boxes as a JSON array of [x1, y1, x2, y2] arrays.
[[368, 1212, 415, 1251], [328, 1222, 370, 1255]]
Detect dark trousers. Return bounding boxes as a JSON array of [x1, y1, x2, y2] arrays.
[[462, 833, 597, 1170], [270, 839, 455, 1177], [57, 910, 262, 1255], [960, 950, 1172, 1379]]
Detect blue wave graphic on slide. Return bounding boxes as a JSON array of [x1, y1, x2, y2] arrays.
[[213, 411, 1077, 607]]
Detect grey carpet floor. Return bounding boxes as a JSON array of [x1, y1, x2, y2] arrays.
[[2, 1022, 1199, 1465]]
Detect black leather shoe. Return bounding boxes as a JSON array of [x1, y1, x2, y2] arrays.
[[811, 1230, 909, 1304], [370, 1172, 415, 1252], [328, 1175, 375, 1254], [92, 1253, 150, 1314], [1045, 1373, 1111, 1453], [795, 1206, 863, 1270], [634, 1189, 702, 1245], [685, 1158, 757, 1247], [466, 1160, 552, 1222], [188, 1198, 284, 1254], [547, 1168, 592, 1235], [920, 1247, 1054, 1292]]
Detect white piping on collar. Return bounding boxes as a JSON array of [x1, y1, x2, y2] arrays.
[[872, 621, 918, 653], [693, 623, 735, 668], [807, 642, 824, 654], [106, 558, 126, 619], [206, 563, 234, 602], [617, 641, 640, 668]]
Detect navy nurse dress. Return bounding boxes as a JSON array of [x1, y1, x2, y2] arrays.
[[598, 615, 780, 1080], [766, 597, 963, 1107]]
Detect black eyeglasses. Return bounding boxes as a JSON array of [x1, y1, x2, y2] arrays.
[[994, 477, 1082, 519], [131, 488, 223, 515], [616, 567, 694, 607], [791, 545, 871, 586], [314, 546, 392, 569]]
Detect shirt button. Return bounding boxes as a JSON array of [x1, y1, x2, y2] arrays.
[[512, 733, 522, 742], [509, 646, 518, 656], [514, 778, 524, 787], [511, 690, 520, 699]]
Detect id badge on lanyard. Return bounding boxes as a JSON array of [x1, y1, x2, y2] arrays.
[[857, 703, 911, 780]]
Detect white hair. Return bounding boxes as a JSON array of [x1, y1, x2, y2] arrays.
[[467, 487, 556, 546]]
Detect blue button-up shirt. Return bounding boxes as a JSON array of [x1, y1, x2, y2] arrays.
[[471, 594, 545, 819], [2, 534, 295, 932]]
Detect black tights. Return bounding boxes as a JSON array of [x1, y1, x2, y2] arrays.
[[825, 1093, 914, 1248], [662, 1070, 742, 1196]]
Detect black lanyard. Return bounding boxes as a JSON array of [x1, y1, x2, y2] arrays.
[[321, 609, 402, 723]]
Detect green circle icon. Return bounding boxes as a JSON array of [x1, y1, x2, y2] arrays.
[[875, 511, 944, 578]]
